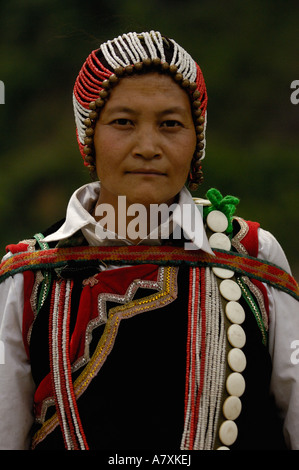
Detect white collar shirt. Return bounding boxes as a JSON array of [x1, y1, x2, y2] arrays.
[[43, 181, 214, 254]]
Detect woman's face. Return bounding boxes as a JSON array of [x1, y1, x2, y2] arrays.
[[94, 72, 196, 209]]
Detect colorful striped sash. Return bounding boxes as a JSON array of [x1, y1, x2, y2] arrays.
[[0, 245, 298, 300]]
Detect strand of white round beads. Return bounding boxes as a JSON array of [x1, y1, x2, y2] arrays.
[[105, 39, 128, 68], [118, 35, 140, 63], [151, 30, 166, 62], [73, 94, 90, 142], [194, 268, 226, 450], [128, 32, 148, 60], [51, 281, 73, 449], [170, 40, 197, 82], [180, 266, 226, 451], [180, 268, 197, 450], [61, 280, 87, 450], [205, 208, 247, 450], [141, 31, 157, 59]]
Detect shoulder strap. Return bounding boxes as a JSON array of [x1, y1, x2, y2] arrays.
[[0, 245, 298, 300]]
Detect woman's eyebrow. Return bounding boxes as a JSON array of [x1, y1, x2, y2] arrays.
[[104, 105, 188, 116], [158, 106, 189, 116], [104, 106, 137, 116]]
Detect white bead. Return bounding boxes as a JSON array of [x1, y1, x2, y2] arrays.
[[226, 372, 246, 397], [225, 301, 245, 324], [228, 348, 247, 372], [219, 279, 242, 301], [217, 446, 230, 450], [223, 396, 242, 420], [206, 210, 229, 233], [219, 420, 238, 446], [227, 324, 246, 348], [212, 267, 235, 279], [193, 197, 211, 206], [209, 232, 231, 251]]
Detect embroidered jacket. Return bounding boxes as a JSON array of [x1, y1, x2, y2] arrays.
[[2, 215, 298, 450]]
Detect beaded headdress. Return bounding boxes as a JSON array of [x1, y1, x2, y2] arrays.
[[73, 31, 207, 190]]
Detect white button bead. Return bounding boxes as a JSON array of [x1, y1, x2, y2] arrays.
[[217, 446, 230, 450], [193, 197, 211, 207], [219, 279, 242, 301], [225, 301, 245, 324], [228, 348, 247, 372], [226, 372, 246, 397], [212, 267, 235, 279], [206, 210, 228, 233], [223, 396, 242, 420], [209, 232, 231, 251], [227, 324, 246, 348], [219, 420, 238, 446]]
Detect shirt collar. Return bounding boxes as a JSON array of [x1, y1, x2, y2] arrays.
[[43, 182, 214, 254], [43, 182, 100, 242]]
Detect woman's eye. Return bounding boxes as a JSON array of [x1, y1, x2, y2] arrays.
[[112, 118, 133, 126], [161, 120, 182, 128]]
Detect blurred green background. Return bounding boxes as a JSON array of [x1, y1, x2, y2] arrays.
[[0, 0, 298, 276]]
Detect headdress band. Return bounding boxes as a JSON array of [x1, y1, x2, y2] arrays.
[[73, 31, 208, 190]]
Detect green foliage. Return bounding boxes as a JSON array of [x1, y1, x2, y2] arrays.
[[0, 0, 298, 276]]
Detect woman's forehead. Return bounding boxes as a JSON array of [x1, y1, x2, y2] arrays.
[[106, 72, 192, 106]]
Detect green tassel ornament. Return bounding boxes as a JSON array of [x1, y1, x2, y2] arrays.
[[203, 188, 240, 234]]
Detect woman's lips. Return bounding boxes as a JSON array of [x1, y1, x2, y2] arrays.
[[126, 169, 166, 175]]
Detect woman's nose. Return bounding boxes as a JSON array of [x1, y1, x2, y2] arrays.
[[132, 125, 161, 159]]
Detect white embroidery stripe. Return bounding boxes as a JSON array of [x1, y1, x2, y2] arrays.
[[62, 280, 87, 450], [181, 268, 226, 450], [51, 281, 73, 449], [181, 267, 200, 450]]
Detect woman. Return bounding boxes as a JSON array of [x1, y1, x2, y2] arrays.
[[0, 31, 298, 451]]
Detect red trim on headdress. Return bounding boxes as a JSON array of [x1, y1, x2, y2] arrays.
[[195, 62, 208, 118], [90, 50, 112, 76], [73, 51, 112, 109]]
